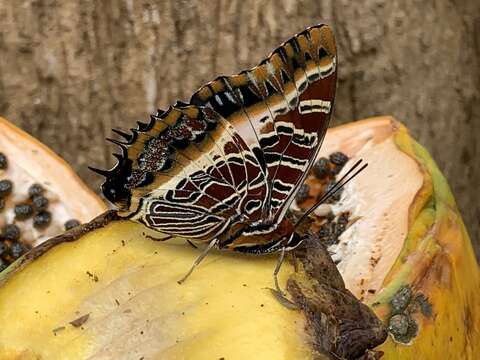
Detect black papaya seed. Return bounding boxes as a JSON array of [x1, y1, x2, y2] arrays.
[[64, 219, 81, 230], [33, 210, 52, 229], [28, 183, 44, 198], [14, 203, 34, 220], [0, 152, 7, 170], [0, 179, 13, 198]]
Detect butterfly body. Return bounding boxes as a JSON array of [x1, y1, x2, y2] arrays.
[[96, 24, 337, 257]]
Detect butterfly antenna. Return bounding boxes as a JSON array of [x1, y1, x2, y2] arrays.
[[294, 159, 368, 229]]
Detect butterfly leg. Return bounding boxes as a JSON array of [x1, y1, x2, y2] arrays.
[[146, 235, 172, 242], [291, 251, 299, 272], [146, 234, 197, 249], [177, 238, 219, 284], [186, 240, 198, 249], [269, 247, 299, 310], [273, 246, 287, 295]]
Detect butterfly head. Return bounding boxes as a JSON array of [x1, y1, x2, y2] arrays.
[[90, 144, 135, 212], [100, 161, 133, 211]]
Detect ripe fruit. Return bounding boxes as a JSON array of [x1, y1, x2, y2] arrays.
[[0, 117, 106, 268], [0, 117, 477, 359]]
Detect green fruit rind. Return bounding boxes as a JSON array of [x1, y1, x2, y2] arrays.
[[372, 121, 479, 359]]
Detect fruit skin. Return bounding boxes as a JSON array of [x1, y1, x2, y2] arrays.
[[0, 212, 319, 359], [0, 117, 477, 359], [0, 215, 386, 359], [360, 118, 480, 359], [0, 116, 107, 268], [0, 117, 106, 227]]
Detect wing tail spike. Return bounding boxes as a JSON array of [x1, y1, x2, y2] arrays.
[[106, 138, 129, 156], [156, 108, 166, 116], [157, 106, 175, 119], [121, 144, 129, 157], [134, 114, 158, 132], [88, 166, 112, 177], [136, 121, 148, 131], [112, 128, 133, 142], [112, 153, 124, 161], [173, 100, 189, 108], [106, 137, 127, 146]]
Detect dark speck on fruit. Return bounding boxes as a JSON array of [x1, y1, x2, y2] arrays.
[[14, 203, 34, 220], [388, 314, 409, 336], [295, 183, 310, 204], [0, 152, 7, 170], [390, 286, 412, 314], [312, 157, 331, 179], [0, 241, 7, 256], [325, 181, 343, 203], [414, 293, 433, 318], [336, 212, 350, 236], [329, 151, 349, 166], [0, 179, 13, 198], [317, 223, 331, 239], [2, 224, 20, 241], [28, 183, 44, 198], [0, 198, 4, 211], [388, 313, 418, 343], [0, 258, 8, 272], [32, 195, 49, 211], [64, 219, 81, 230], [326, 223, 338, 246], [10, 242, 25, 259], [33, 211, 52, 229]]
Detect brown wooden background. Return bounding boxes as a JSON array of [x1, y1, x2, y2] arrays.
[[0, 0, 478, 256]]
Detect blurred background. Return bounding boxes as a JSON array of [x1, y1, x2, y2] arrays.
[[0, 0, 478, 254]]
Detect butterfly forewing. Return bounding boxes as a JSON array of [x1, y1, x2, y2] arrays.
[[190, 24, 337, 223], [99, 24, 337, 245]]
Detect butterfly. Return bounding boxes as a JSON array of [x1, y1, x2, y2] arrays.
[[91, 24, 339, 290]]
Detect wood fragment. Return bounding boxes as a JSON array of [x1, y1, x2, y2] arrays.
[[69, 313, 90, 328]]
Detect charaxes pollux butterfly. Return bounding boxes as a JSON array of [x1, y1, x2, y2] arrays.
[[92, 24, 340, 286]]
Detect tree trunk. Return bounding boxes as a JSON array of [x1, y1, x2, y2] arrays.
[[0, 0, 478, 255]]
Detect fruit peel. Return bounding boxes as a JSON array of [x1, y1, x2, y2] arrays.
[[0, 117, 478, 359], [0, 212, 316, 359], [370, 122, 480, 358]]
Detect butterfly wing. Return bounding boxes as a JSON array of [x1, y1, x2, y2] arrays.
[[190, 24, 337, 224], [98, 24, 336, 242], [100, 103, 268, 241]]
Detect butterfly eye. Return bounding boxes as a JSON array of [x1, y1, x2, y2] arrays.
[[101, 173, 132, 209], [91, 156, 134, 210], [286, 232, 302, 247]]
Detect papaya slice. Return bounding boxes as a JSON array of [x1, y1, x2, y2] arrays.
[[0, 117, 106, 264], [0, 117, 478, 359], [297, 117, 480, 358]]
